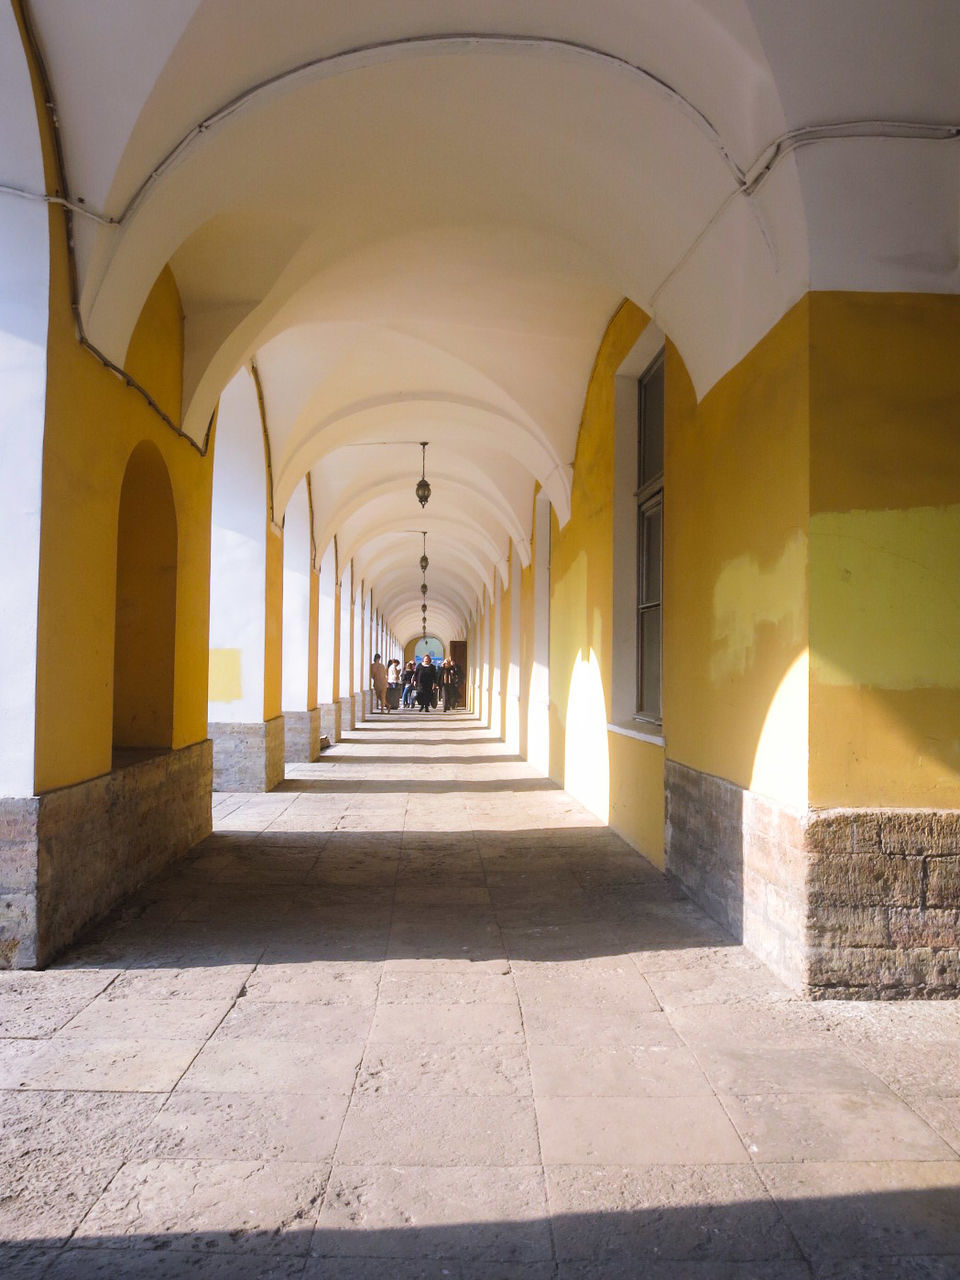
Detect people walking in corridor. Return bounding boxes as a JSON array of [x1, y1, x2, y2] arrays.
[[401, 660, 416, 707], [370, 652, 389, 713]]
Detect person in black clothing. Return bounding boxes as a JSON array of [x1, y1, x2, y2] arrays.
[[415, 654, 438, 711], [441, 658, 461, 711]]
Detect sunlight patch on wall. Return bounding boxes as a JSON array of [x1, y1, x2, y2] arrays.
[[564, 649, 610, 823], [750, 650, 809, 812]]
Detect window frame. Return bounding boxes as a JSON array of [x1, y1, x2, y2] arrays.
[[635, 351, 665, 725]]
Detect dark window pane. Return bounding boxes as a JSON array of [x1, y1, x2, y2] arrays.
[[638, 605, 662, 718], [643, 504, 662, 604], [639, 358, 665, 487]]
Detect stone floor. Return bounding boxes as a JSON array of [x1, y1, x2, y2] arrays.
[[3, 711, 960, 1278]]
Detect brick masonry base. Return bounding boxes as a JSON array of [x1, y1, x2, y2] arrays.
[[665, 759, 960, 998], [210, 716, 285, 791], [0, 740, 211, 969], [283, 708, 322, 763]]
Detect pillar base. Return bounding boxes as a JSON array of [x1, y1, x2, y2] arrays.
[[0, 740, 212, 969], [355, 691, 366, 723], [339, 696, 354, 732], [210, 715, 285, 791], [319, 701, 341, 744], [665, 759, 960, 999], [283, 708, 322, 763]]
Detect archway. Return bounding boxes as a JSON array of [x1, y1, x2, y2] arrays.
[[112, 441, 178, 760]]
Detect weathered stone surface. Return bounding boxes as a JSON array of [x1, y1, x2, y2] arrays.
[[667, 761, 960, 999], [339, 696, 355, 732], [2, 741, 211, 970], [283, 709, 322, 764], [211, 718, 285, 791], [319, 701, 340, 744], [665, 761, 807, 993]]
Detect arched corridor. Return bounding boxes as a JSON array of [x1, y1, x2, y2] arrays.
[[3, 0, 960, 1265], [4, 712, 960, 1274]]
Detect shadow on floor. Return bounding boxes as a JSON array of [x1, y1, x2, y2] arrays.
[[6, 1188, 960, 1278], [56, 824, 727, 971]]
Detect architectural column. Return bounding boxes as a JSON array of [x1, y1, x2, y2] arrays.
[[317, 538, 340, 744], [208, 366, 285, 791], [526, 490, 552, 774], [338, 560, 354, 732], [504, 546, 522, 753], [282, 478, 321, 762]]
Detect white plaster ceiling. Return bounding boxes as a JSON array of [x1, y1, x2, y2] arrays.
[[22, 0, 960, 643]]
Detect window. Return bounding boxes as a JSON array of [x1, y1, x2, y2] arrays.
[[636, 353, 664, 721]]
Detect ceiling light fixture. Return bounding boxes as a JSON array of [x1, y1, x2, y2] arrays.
[[416, 442, 431, 508]]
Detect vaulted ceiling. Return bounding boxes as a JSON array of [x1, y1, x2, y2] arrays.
[[22, 0, 960, 642]]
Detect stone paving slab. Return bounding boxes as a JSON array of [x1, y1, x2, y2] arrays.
[[3, 711, 960, 1276]]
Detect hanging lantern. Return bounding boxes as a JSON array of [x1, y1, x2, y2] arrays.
[[420, 582, 428, 597], [419, 531, 429, 574], [421, 603, 427, 615], [415, 442, 431, 508]]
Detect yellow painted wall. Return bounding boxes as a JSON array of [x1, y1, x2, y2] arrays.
[[665, 299, 810, 813], [549, 301, 667, 859], [36, 247, 213, 791], [808, 292, 960, 808], [209, 648, 243, 702], [263, 523, 283, 720]]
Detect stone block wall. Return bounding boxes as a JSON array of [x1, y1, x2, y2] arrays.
[[0, 740, 211, 969], [666, 759, 960, 998], [339, 696, 354, 733], [665, 760, 807, 991], [210, 716, 285, 791], [283, 708, 322, 763], [355, 691, 366, 723], [806, 809, 960, 998], [319, 701, 340, 745], [0, 798, 41, 967]]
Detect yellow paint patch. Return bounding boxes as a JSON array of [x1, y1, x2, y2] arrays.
[[209, 648, 243, 702], [711, 532, 806, 682], [811, 505, 960, 689]]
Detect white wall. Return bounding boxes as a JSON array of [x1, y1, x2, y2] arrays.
[[0, 13, 49, 796], [527, 490, 552, 774], [338, 560, 352, 697], [281, 478, 311, 712], [505, 547, 522, 753], [317, 539, 336, 702], [208, 366, 268, 724], [491, 576, 503, 738]]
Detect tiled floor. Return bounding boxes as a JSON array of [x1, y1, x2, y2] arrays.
[[3, 711, 960, 1277]]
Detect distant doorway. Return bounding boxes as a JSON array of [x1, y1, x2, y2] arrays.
[[414, 635, 444, 662]]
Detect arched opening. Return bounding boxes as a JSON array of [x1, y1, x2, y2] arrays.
[[411, 635, 445, 663], [112, 440, 178, 762]]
